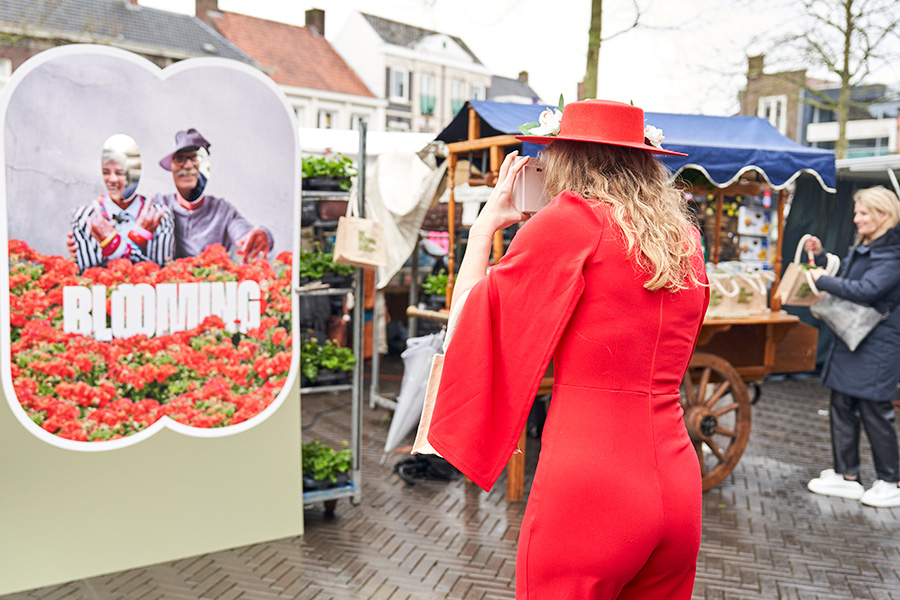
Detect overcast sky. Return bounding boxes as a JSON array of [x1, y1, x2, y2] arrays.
[[141, 0, 900, 116]]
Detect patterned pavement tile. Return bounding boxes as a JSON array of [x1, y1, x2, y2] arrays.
[[2, 362, 898, 600]]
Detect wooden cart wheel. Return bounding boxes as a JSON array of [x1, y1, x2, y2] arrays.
[[679, 352, 752, 491]]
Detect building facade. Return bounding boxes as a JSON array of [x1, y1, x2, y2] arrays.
[[0, 0, 255, 79], [333, 12, 492, 133], [196, 4, 386, 131], [801, 84, 899, 159], [738, 55, 810, 141], [739, 55, 900, 158]]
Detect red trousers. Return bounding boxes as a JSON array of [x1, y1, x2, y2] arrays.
[[516, 384, 702, 599]]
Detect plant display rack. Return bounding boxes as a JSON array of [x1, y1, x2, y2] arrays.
[[298, 124, 368, 510]]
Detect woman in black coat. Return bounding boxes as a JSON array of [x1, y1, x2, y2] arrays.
[[804, 185, 900, 508]]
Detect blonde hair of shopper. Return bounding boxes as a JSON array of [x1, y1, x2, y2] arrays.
[[853, 185, 900, 245]]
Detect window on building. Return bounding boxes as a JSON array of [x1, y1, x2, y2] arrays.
[[847, 137, 891, 159], [758, 95, 788, 134], [390, 67, 410, 102], [420, 73, 436, 116], [0, 58, 11, 79], [813, 107, 836, 123], [294, 106, 306, 126], [450, 79, 466, 115], [318, 110, 335, 129], [471, 82, 486, 101]]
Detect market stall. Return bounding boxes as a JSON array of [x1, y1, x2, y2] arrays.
[[421, 100, 837, 497]]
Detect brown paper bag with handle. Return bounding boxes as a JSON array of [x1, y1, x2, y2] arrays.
[[774, 234, 835, 307], [333, 199, 387, 269]]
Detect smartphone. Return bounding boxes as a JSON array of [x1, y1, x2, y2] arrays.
[[512, 158, 550, 214]]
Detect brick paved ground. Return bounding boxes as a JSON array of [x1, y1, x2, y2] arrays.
[[3, 362, 899, 600]]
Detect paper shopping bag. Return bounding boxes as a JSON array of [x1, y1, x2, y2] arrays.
[[333, 214, 387, 269], [706, 274, 740, 317], [733, 273, 769, 314], [412, 353, 444, 457], [773, 234, 836, 307], [774, 262, 823, 306]]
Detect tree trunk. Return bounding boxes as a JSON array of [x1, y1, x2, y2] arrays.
[[834, 0, 854, 160], [582, 0, 602, 100]]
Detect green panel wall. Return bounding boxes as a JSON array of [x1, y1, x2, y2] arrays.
[[0, 379, 302, 595]]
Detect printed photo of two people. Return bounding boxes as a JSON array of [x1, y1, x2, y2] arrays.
[[2, 48, 299, 446]]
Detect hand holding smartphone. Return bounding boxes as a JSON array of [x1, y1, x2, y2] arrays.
[[512, 158, 550, 214]]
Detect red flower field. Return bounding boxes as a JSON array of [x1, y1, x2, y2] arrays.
[[7, 240, 293, 442]]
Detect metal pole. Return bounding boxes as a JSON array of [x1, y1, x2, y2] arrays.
[[887, 168, 900, 200], [351, 120, 367, 503], [366, 126, 381, 410], [409, 238, 420, 338], [369, 291, 380, 410]]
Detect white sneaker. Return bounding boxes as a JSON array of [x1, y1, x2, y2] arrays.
[[807, 469, 865, 500], [860, 480, 900, 508]]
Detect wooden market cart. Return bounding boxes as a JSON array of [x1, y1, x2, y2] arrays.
[[411, 102, 835, 498]]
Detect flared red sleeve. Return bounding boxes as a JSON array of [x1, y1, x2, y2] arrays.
[[426, 191, 603, 491]]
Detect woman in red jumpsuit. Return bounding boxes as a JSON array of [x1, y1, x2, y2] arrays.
[[424, 99, 709, 599]]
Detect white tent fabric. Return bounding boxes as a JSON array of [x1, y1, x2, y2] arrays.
[[298, 127, 434, 158], [382, 330, 445, 459], [360, 148, 448, 289]]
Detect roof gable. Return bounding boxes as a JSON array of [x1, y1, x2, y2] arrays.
[[488, 75, 540, 102], [0, 0, 254, 63], [360, 12, 482, 65], [210, 11, 374, 97]]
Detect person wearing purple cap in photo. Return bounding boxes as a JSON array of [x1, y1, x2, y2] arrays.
[[154, 128, 273, 262]]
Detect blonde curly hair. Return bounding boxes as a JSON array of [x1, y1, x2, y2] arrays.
[[540, 140, 702, 292]]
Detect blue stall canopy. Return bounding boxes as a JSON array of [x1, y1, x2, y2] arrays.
[[436, 100, 836, 193]]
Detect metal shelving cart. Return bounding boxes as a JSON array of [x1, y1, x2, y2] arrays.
[[298, 125, 369, 513]]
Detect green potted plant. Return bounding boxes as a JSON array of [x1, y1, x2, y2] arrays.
[[300, 337, 356, 387], [299, 247, 355, 287], [302, 438, 352, 491], [302, 154, 356, 192], [421, 269, 448, 311]]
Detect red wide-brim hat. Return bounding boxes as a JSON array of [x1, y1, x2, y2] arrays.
[[515, 99, 687, 157]]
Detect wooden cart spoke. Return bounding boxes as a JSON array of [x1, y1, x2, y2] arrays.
[[706, 439, 726, 462], [712, 402, 741, 418], [714, 426, 737, 438], [697, 367, 711, 400], [704, 381, 732, 408], [681, 371, 696, 406], [680, 352, 751, 491]]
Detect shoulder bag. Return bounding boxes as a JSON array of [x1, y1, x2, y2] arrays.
[[808, 277, 894, 352]]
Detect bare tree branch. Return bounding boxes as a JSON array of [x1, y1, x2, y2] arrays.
[[749, 0, 900, 158], [599, 0, 642, 43]]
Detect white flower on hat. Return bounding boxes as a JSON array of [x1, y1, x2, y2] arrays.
[[644, 125, 665, 149], [528, 107, 563, 137]]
